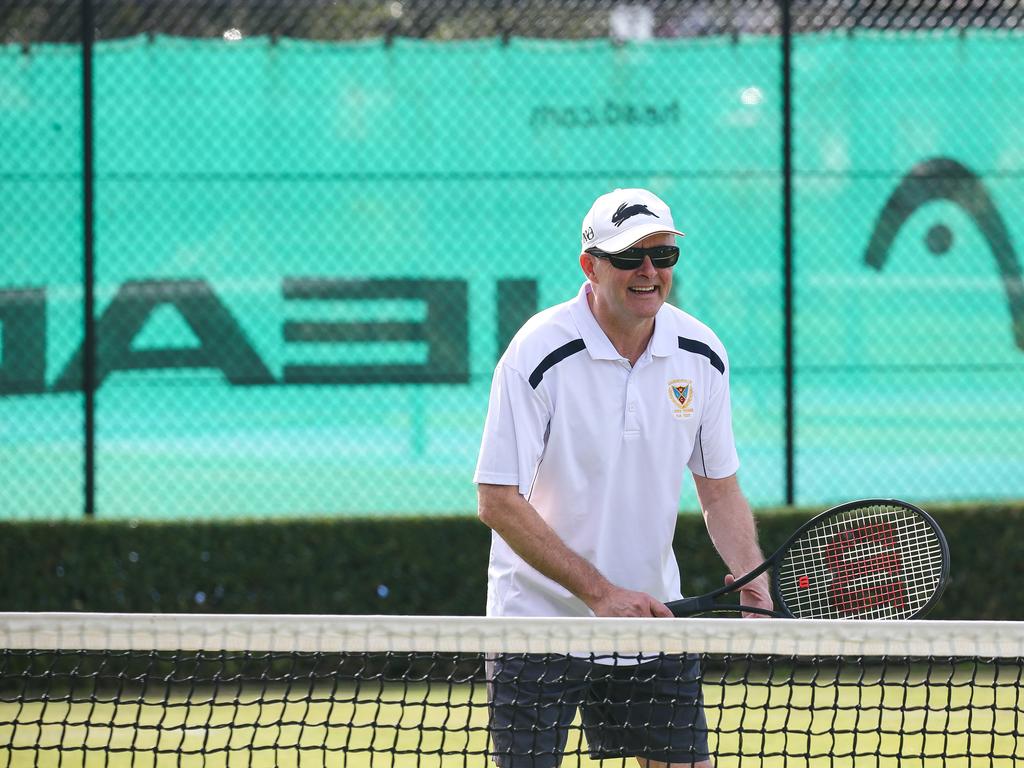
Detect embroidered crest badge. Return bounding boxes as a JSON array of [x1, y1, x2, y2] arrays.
[[668, 379, 695, 419]]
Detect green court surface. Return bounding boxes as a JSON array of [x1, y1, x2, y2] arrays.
[[1, 669, 1017, 768]]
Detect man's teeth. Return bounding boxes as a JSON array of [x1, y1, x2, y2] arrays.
[[630, 286, 657, 293]]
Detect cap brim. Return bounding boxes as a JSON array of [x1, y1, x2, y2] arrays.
[[595, 224, 685, 254]]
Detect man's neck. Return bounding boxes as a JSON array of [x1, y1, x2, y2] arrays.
[[587, 290, 655, 366]]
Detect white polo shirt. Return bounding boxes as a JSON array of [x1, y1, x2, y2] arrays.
[[475, 282, 740, 618]]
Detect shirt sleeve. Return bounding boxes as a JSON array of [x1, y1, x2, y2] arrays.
[[474, 361, 551, 496], [687, 358, 740, 479]]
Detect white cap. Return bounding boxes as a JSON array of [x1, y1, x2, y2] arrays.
[[580, 188, 684, 254]]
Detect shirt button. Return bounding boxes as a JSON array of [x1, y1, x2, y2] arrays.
[[628, 403, 637, 412]]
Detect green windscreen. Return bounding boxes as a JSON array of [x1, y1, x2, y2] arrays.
[[0, 32, 1021, 518]]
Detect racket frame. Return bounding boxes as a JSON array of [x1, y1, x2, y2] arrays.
[[667, 498, 950, 619]]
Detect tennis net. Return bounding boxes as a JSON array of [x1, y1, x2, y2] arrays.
[[1, 613, 1021, 767]]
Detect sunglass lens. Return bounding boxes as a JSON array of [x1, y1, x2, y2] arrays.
[[652, 252, 679, 267], [594, 246, 679, 269], [628, 246, 679, 268]]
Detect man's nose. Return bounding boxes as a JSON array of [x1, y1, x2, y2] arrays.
[[636, 256, 657, 276]]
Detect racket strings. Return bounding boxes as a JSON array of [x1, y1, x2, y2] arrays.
[[776, 504, 945, 620], [791, 510, 941, 618], [795, 509, 941, 618]]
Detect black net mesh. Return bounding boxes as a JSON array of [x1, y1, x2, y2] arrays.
[[1, 647, 1021, 766]]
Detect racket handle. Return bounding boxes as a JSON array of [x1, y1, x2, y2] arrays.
[[666, 599, 782, 618], [665, 595, 716, 617]]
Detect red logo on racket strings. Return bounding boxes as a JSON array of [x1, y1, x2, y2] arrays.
[[824, 522, 906, 616], [798, 575, 810, 589]]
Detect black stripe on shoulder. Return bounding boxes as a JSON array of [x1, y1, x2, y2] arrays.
[[528, 339, 586, 389], [678, 336, 725, 375]]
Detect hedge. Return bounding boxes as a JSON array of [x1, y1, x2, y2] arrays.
[[1, 502, 1020, 619]]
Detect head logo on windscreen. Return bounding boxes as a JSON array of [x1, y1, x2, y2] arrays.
[[863, 157, 1024, 351]]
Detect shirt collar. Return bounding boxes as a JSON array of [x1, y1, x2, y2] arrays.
[[650, 303, 677, 358], [568, 282, 676, 361]]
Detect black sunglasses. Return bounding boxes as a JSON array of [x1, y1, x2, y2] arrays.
[[586, 245, 680, 270]]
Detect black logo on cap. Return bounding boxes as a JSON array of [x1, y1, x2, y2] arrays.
[[864, 157, 1024, 350], [612, 202, 660, 228]]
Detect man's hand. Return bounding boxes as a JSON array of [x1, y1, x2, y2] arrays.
[[588, 586, 674, 618], [723, 574, 774, 618]]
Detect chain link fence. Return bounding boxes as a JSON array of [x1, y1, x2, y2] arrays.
[[2, 0, 1022, 519]]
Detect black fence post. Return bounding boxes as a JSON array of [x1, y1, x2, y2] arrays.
[[81, 0, 96, 517], [781, 0, 795, 506]]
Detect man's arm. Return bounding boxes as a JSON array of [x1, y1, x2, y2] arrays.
[[477, 483, 672, 617], [692, 473, 774, 617]]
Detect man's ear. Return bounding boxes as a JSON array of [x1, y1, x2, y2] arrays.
[[580, 251, 598, 281]]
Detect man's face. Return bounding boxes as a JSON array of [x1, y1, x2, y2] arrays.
[[582, 232, 676, 326]]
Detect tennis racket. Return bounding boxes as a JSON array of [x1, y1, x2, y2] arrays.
[[666, 498, 950, 620]]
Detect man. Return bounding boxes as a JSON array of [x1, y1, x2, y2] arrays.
[[474, 188, 772, 768]]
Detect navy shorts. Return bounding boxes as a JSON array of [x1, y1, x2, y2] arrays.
[[487, 653, 710, 768]]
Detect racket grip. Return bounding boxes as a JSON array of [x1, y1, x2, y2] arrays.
[[665, 595, 716, 617]]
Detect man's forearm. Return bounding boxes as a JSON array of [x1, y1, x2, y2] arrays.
[[695, 475, 768, 585], [705, 500, 763, 576], [478, 485, 613, 606]]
